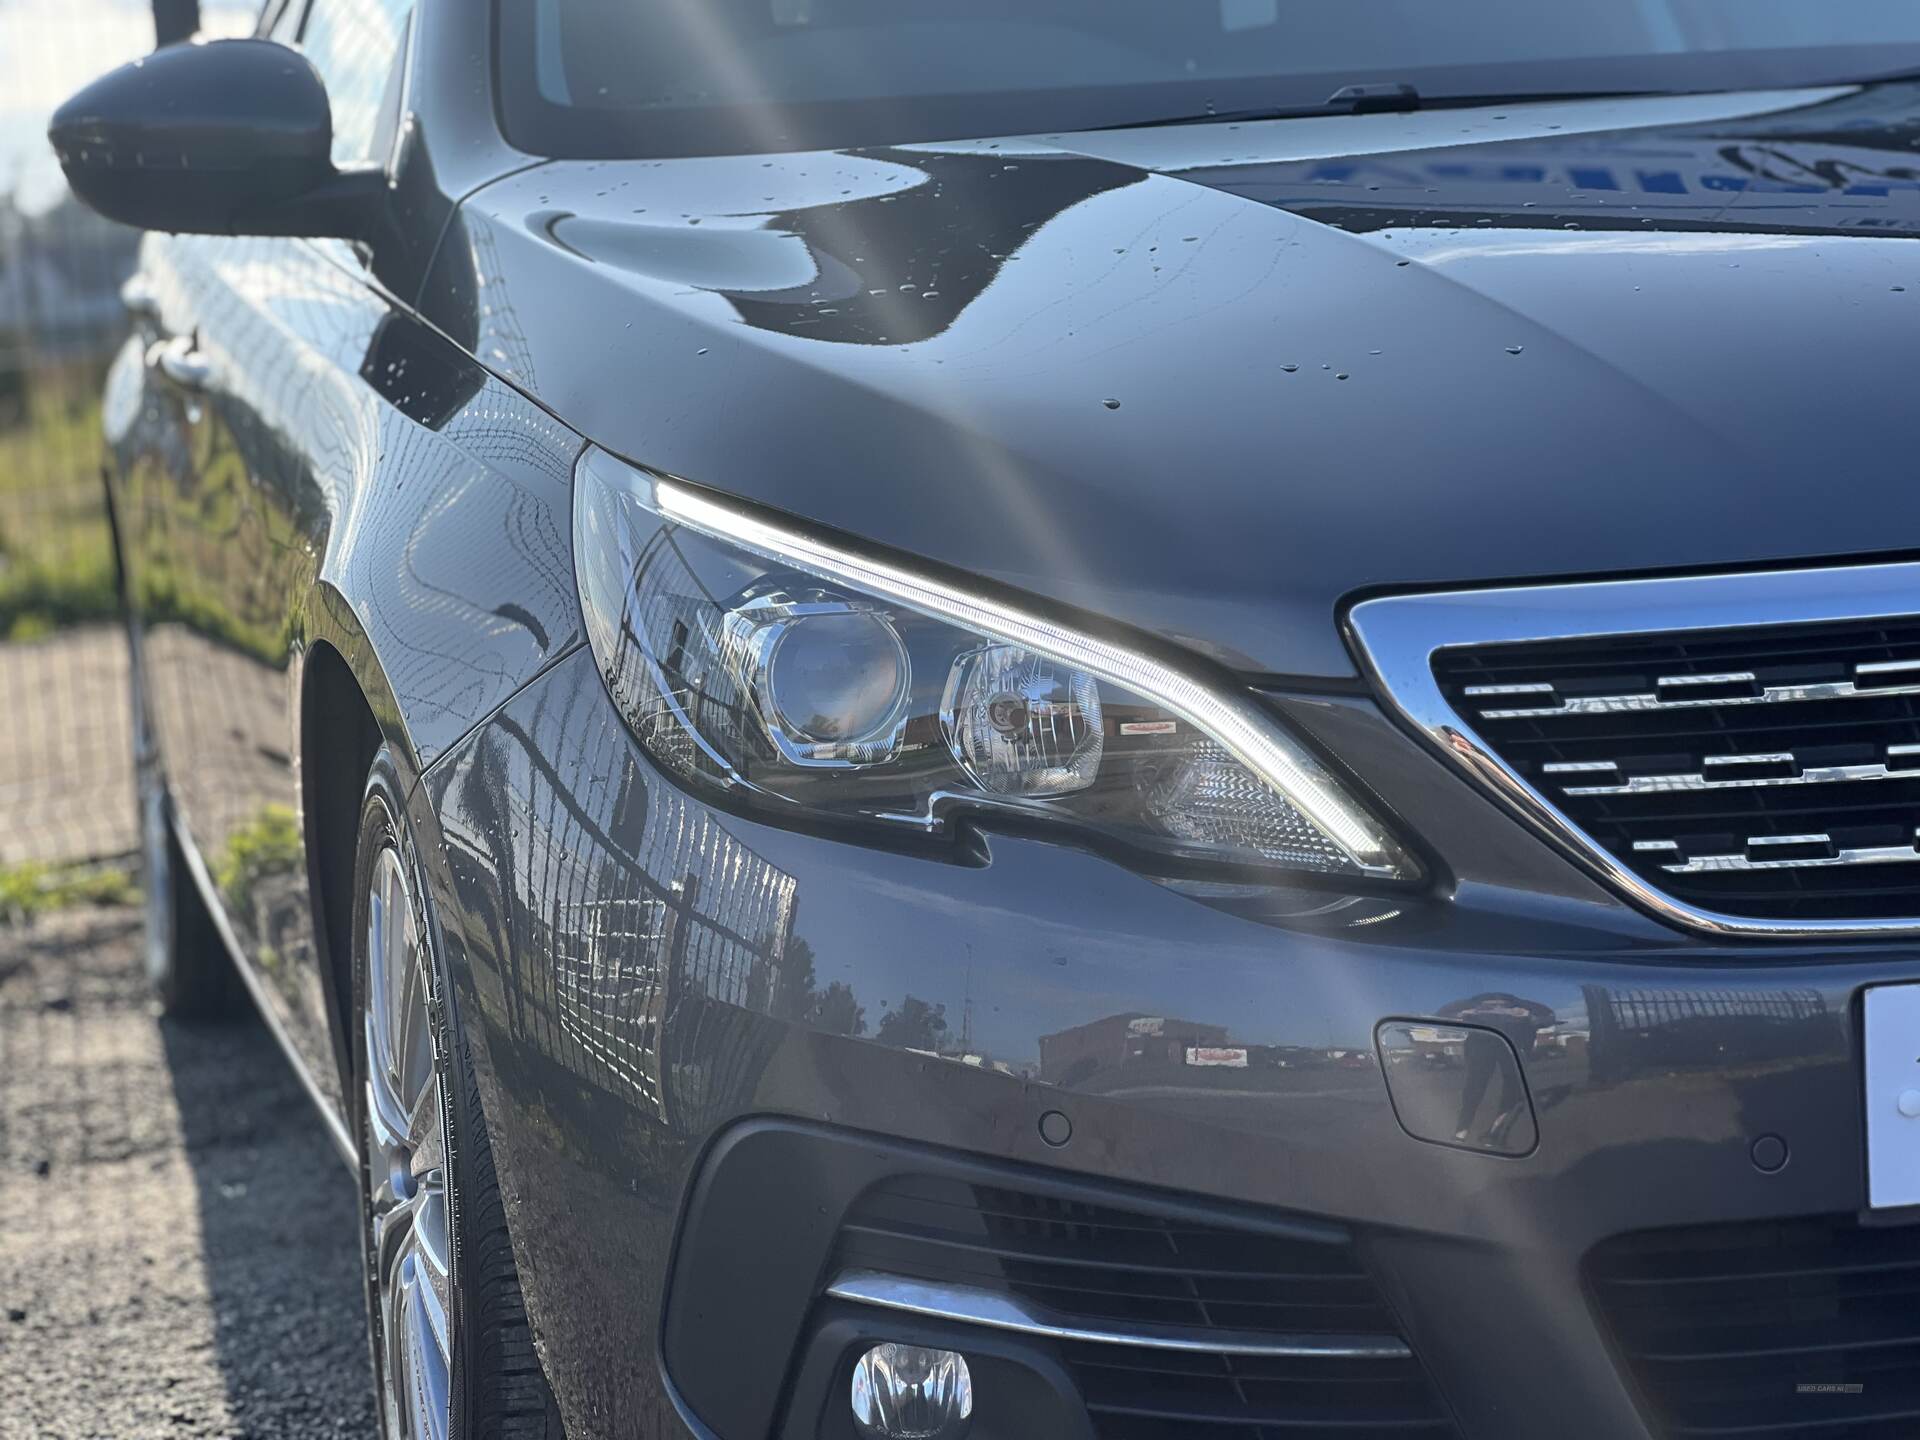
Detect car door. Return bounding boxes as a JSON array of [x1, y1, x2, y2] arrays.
[[110, 0, 420, 1108]]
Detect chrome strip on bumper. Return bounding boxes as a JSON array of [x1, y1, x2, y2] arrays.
[[825, 1269, 1414, 1360]]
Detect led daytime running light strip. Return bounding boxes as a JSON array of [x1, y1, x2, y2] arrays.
[[645, 472, 1409, 878]]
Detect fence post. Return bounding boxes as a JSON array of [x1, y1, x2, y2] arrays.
[[658, 874, 701, 1131], [153, 0, 200, 47]]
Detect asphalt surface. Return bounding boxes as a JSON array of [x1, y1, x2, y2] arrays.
[[0, 906, 377, 1438]]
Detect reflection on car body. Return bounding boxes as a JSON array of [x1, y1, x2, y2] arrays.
[[47, 1, 1920, 1437]]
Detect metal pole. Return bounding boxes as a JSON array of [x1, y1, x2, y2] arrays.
[[153, 0, 200, 47]]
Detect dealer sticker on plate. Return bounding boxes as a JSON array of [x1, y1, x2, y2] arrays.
[[1864, 983, 1920, 1209]]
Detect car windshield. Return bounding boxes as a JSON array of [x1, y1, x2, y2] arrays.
[[500, 0, 1920, 157]]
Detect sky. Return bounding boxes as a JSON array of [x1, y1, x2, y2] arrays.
[[0, 0, 256, 212]]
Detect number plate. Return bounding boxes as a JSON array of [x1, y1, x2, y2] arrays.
[[1864, 984, 1920, 1209]]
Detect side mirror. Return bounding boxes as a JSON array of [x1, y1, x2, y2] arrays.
[[49, 38, 384, 239]]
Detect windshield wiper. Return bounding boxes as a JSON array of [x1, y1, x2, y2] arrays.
[[1110, 80, 1675, 131], [1852, 63, 1920, 86]]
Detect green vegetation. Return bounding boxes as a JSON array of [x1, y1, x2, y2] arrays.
[[876, 994, 948, 1051], [0, 860, 137, 925], [0, 364, 120, 640], [0, 358, 296, 661], [214, 804, 302, 921], [138, 557, 295, 667]]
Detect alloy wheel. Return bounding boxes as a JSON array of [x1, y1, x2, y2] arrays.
[[363, 845, 455, 1440]]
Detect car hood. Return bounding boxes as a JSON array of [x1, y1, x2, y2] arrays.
[[434, 82, 1920, 677]]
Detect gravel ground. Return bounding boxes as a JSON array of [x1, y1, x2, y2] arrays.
[[0, 906, 377, 1438]]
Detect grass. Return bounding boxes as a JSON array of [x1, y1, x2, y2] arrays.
[[214, 804, 302, 922], [0, 804, 307, 929], [0, 362, 121, 640], [0, 358, 293, 662], [0, 859, 137, 925]]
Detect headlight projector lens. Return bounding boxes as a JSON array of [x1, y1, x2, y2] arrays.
[[574, 448, 1417, 879], [766, 609, 909, 745]]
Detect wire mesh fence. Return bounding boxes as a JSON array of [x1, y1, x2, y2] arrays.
[[0, 2, 252, 874], [0, 110, 141, 644]]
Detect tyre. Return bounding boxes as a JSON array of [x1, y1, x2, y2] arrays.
[[349, 747, 562, 1440], [134, 650, 239, 1018]]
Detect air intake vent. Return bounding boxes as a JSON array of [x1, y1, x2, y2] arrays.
[[1433, 617, 1920, 925], [1587, 1214, 1920, 1439], [833, 1174, 1459, 1438]]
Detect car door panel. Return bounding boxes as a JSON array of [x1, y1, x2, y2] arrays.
[[105, 220, 585, 1119]]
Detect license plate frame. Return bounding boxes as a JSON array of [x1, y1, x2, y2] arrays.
[[1864, 983, 1920, 1209]]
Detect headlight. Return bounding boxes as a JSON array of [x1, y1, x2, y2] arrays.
[[574, 448, 1415, 881]]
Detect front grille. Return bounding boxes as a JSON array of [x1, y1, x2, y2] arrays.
[[1434, 617, 1920, 924], [832, 1174, 1459, 1439], [1588, 1214, 1920, 1439]]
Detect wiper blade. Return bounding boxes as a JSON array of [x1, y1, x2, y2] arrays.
[[1108, 81, 1416, 130], [1110, 80, 1674, 131], [1853, 63, 1920, 86], [1324, 82, 1423, 111]]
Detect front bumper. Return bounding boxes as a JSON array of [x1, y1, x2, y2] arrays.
[[415, 646, 1918, 1440]]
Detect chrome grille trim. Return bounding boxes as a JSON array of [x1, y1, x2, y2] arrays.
[[1475, 667, 1920, 719], [1558, 756, 1913, 797], [1859, 659, 1920, 682], [1662, 839, 1920, 875], [1345, 561, 1920, 939]]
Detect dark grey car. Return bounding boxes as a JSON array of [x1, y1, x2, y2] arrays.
[[49, 2, 1920, 1437]]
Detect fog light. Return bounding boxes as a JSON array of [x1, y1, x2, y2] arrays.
[[850, 1343, 972, 1439]]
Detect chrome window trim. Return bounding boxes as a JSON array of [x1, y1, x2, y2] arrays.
[[1345, 561, 1920, 940]]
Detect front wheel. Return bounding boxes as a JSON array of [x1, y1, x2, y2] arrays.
[[349, 749, 561, 1440]]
